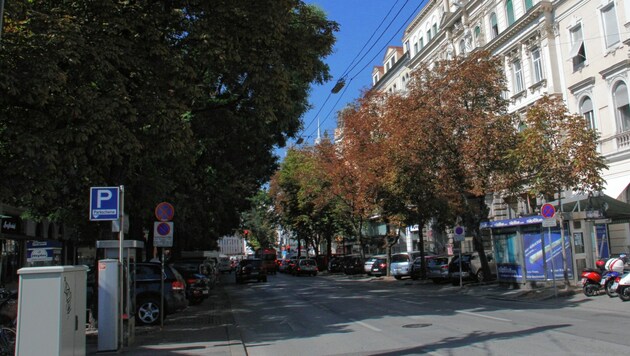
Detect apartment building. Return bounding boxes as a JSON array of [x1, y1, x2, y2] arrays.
[[370, 0, 630, 282]]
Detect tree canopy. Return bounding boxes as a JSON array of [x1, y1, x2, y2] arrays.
[[0, 0, 338, 248]]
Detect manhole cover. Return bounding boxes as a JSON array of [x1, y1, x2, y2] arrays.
[[402, 323, 432, 328]]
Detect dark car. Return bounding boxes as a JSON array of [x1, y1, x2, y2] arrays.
[[370, 258, 388, 276], [328, 257, 343, 273], [134, 262, 189, 326], [410, 255, 437, 280], [171, 260, 212, 305], [448, 253, 473, 285], [342, 255, 364, 275], [235, 258, 268, 284]]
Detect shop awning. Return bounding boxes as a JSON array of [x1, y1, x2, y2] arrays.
[[553, 192, 630, 224], [602, 176, 630, 199]]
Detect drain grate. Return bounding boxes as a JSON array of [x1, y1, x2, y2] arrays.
[[402, 323, 432, 328]]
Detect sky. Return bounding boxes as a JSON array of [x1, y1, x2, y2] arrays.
[[278, 0, 425, 156]]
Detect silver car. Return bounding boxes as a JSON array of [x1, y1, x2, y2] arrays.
[[426, 256, 453, 283]]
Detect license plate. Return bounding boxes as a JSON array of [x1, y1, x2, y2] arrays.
[[612, 282, 618, 290], [251, 272, 259, 275], [372, 268, 379, 272], [202, 290, 209, 295]]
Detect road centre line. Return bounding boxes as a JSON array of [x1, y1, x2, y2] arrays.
[[456, 310, 512, 322]]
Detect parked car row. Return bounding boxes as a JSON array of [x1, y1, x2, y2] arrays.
[[278, 258, 319, 276]]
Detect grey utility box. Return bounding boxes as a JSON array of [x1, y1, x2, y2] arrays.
[[16, 265, 87, 356]]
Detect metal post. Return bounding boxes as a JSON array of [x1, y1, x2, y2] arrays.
[[0, 0, 5, 41], [118, 186, 125, 349], [458, 245, 462, 288], [548, 226, 557, 298], [160, 248, 165, 329]]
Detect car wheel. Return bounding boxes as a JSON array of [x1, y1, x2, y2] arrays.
[[312, 272, 317, 276], [394, 276, 402, 280], [476, 270, 485, 282], [431, 279, 440, 284], [619, 286, 630, 301], [451, 279, 459, 286], [136, 298, 161, 326], [605, 279, 618, 298]]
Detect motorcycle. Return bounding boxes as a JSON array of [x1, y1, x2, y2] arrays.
[[614, 271, 630, 301], [580, 259, 606, 297], [185, 273, 211, 306], [602, 255, 628, 297]]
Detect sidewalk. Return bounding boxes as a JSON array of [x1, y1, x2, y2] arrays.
[[86, 282, 246, 356]]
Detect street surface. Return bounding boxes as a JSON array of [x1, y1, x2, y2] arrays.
[[227, 272, 630, 356]]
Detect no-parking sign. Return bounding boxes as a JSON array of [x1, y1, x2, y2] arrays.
[[154, 221, 174, 247]]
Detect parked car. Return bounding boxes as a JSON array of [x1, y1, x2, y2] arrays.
[[364, 255, 386, 275], [235, 258, 268, 284], [370, 258, 388, 276], [328, 257, 343, 273], [135, 262, 188, 326], [448, 253, 473, 285], [293, 259, 318, 276], [426, 255, 454, 283], [391, 251, 435, 280], [342, 255, 364, 275], [278, 259, 291, 273], [470, 251, 497, 282], [410, 254, 437, 280], [171, 260, 212, 305]]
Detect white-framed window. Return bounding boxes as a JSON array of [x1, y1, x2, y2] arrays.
[[419, 38, 424, 50], [580, 96, 596, 130], [427, 29, 432, 42], [531, 47, 544, 83], [613, 81, 630, 132], [432, 23, 438, 37], [513, 59, 524, 93], [459, 39, 466, 54], [414, 42, 418, 54], [525, 0, 533, 11], [490, 13, 499, 38], [569, 24, 586, 70], [404, 41, 410, 53], [601, 3, 620, 48], [373, 75, 379, 85]]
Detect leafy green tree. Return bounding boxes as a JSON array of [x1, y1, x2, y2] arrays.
[[0, 1, 338, 251], [240, 190, 278, 251]]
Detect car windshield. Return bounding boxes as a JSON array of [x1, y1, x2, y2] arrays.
[[391, 254, 409, 263]]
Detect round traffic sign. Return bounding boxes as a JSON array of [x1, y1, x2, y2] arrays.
[[155, 202, 175, 222], [541, 203, 556, 218], [156, 222, 171, 236], [454, 226, 465, 236]]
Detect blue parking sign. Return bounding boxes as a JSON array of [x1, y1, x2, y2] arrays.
[[90, 187, 120, 221]]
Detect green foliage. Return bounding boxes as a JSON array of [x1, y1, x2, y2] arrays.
[[0, 1, 338, 248], [240, 190, 278, 250]]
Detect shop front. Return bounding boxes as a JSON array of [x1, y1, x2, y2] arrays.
[[482, 216, 574, 285]]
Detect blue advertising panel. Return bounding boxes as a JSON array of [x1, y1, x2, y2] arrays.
[[524, 232, 546, 280], [544, 229, 574, 279], [494, 232, 523, 281], [596, 224, 609, 259]]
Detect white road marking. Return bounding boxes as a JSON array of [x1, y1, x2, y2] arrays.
[[456, 310, 511, 322], [354, 320, 382, 332]]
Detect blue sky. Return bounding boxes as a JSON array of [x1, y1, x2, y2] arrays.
[[288, 0, 424, 151]]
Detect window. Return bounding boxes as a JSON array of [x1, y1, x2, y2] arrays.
[[525, 0, 533, 10], [513, 60, 524, 93], [490, 13, 499, 38], [614, 82, 630, 132], [580, 97, 595, 130], [531, 47, 544, 83], [373, 75, 379, 85], [390, 57, 395, 68], [432, 23, 438, 37], [601, 3, 620, 48], [506, 0, 515, 26], [419, 38, 424, 49], [474, 26, 481, 40], [459, 39, 466, 54], [404, 41, 410, 53], [427, 29, 432, 42], [414, 42, 418, 54], [569, 25, 586, 70]]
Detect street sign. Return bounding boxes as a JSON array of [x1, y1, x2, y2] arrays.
[[541, 203, 556, 219], [453, 225, 465, 242], [154, 221, 174, 247], [155, 202, 175, 222], [89, 187, 120, 221], [542, 218, 557, 227]]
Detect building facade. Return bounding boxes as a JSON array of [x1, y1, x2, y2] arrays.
[[368, 0, 630, 281]]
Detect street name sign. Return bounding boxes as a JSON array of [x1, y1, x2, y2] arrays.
[[89, 187, 120, 221]]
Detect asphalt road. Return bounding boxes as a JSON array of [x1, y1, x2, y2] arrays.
[[226, 272, 630, 356]]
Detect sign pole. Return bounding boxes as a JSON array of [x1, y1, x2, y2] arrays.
[[118, 185, 125, 349], [160, 248, 165, 329], [548, 226, 557, 298]]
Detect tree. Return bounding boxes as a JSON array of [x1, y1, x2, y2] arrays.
[[0, 1, 338, 250], [240, 190, 278, 251]]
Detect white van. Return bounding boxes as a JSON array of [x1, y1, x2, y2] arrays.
[[217, 255, 232, 273], [390, 251, 423, 280]]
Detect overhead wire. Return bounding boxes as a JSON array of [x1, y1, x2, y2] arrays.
[[304, 0, 428, 142], [300, 0, 412, 138]]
